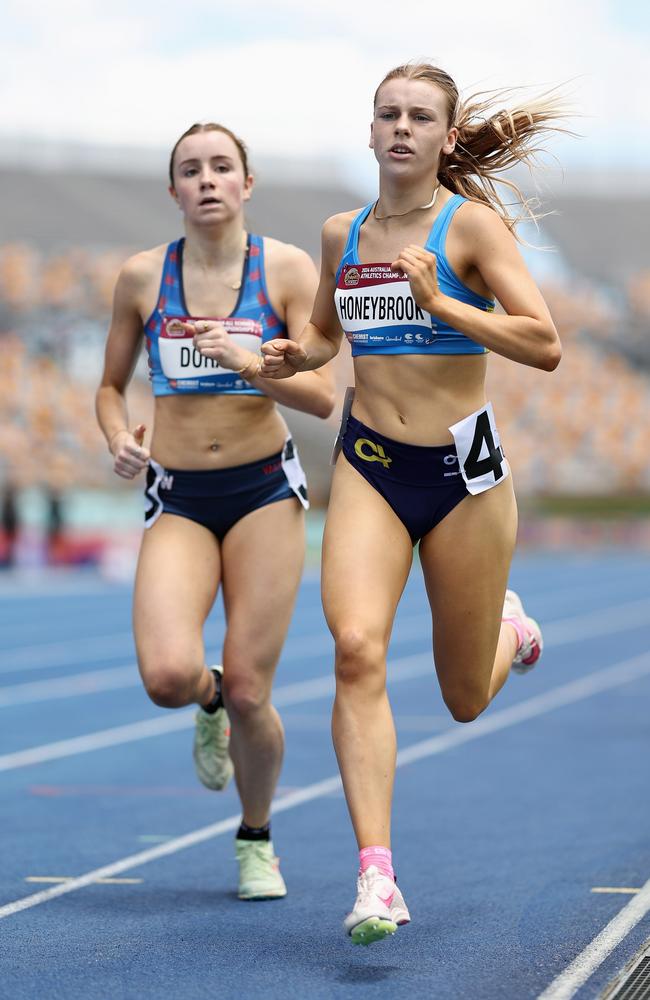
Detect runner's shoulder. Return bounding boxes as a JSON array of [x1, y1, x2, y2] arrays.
[[322, 209, 361, 239], [321, 210, 362, 258], [453, 199, 512, 242], [260, 237, 317, 302], [118, 244, 168, 293], [261, 235, 314, 272]]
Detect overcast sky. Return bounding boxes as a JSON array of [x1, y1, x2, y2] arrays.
[[2, 0, 647, 193]]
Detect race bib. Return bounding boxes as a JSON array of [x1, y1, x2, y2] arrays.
[[335, 264, 435, 348], [159, 316, 263, 381], [449, 402, 509, 495]]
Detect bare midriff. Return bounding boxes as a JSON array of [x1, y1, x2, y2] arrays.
[[351, 353, 488, 446], [150, 394, 288, 470]]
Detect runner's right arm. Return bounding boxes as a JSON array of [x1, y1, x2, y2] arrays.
[[95, 255, 152, 479]]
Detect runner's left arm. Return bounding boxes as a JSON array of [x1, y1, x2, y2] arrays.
[[392, 201, 562, 371]]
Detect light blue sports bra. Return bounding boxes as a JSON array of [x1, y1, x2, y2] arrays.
[[334, 194, 494, 356]]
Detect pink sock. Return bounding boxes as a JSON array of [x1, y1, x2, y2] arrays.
[[503, 616, 524, 652], [359, 846, 394, 880]]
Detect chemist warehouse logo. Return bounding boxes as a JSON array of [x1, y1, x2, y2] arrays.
[[354, 438, 392, 469]]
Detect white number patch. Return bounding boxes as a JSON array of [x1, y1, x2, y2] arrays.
[[159, 316, 263, 380], [449, 402, 509, 495]]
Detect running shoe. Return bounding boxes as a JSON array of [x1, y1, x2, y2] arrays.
[[503, 589, 544, 674], [235, 839, 287, 900], [389, 883, 411, 927], [344, 865, 406, 945], [192, 666, 234, 790]]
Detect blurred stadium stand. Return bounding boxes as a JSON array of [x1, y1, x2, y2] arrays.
[[1, 146, 649, 564]]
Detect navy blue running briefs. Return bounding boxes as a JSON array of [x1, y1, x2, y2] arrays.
[[341, 414, 469, 544], [144, 438, 308, 540]]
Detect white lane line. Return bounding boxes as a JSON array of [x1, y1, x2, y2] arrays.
[[537, 876, 650, 999], [2, 587, 647, 675], [1, 650, 650, 922], [25, 877, 143, 885], [0, 613, 433, 706], [2, 589, 650, 757], [0, 713, 196, 771], [543, 598, 650, 646], [0, 632, 135, 675], [591, 888, 641, 895], [0, 666, 142, 706], [0, 573, 320, 601], [0, 578, 128, 600], [0, 651, 432, 771], [0, 602, 327, 675], [0, 613, 341, 677], [3, 594, 650, 708], [0, 616, 315, 675], [0, 779, 339, 919]]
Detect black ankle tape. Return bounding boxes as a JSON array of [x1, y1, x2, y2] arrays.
[[201, 668, 223, 715], [236, 821, 270, 842]]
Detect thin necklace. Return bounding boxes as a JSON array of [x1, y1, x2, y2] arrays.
[[373, 184, 440, 222], [185, 233, 248, 290]]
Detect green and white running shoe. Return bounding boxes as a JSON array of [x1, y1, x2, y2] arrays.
[[344, 866, 408, 945], [236, 839, 287, 900], [192, 666, 234, 791]]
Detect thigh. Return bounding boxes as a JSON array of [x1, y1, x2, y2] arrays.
[[322, 455, 413, 651], [220, 497, 305, 691], [419, 475, 518, 698], [133, 513, 221, 674]]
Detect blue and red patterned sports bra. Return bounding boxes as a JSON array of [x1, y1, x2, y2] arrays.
[[144, 234, 287, 396]]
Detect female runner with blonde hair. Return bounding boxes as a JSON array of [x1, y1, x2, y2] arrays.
[[97, 123, 334, 901], [261, 63, 564, 943]]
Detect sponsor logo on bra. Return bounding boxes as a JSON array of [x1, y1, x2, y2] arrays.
[[164, 319, 187, 338]]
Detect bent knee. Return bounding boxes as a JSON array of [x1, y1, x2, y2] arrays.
[[442, 689, 490, 724], [140, 657, 201, 708]]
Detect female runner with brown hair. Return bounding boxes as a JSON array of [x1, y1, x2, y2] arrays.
[[96, 123, 334, 901], [261, 63, 564, 943]]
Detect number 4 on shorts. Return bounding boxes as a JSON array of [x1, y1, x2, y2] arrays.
[[449, 402, 509, 496], [465, 410, 504, 482]]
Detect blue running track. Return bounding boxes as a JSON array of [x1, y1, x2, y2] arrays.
[[0, 551, 649, 1000]]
